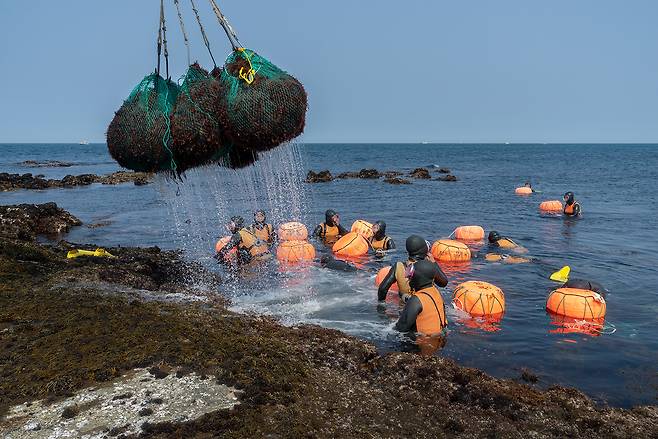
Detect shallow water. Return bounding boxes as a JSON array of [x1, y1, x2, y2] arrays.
[[1, 142, 657, 407]]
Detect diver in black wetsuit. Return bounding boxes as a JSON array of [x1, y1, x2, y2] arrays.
[[562, 279, 607, 297], [369, 220, 395, 251], [250, 210, 276, 248], [394, 259, 448, 334], [312, 209, 349, 242], [563, 192, 581, 216], [215, 216, 270, 266], [378, 235, 448, 302], [320, 255, 358, 272]]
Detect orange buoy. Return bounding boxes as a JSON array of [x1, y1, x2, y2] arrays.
[[453, 281, 505, 316], [453, 225, 485, 241], [431, 239, 471, 263], [278, 222, 308, 241], [546, 288, 606, 320], [515, 187, 533, 195], [276, 240, 316, 263], [375, 266, 398, 292], [539, 200, 563, 213], [214, 236, 236, 261], [333, 232, 369, 257], [351, 220, 374, 239]]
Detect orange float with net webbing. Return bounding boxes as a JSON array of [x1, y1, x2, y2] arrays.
[[351, 220, 374, 240], [431, 239, 471, 263], [539, 200, 563, 213], [453, 281, 505, 316], [277, 222, 308, 241], [276, 240, 315, 263], [452, 225, 485, 242], [332, 231, 369, 257]]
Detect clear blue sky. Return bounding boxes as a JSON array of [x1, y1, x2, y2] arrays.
[[1, 0, 657, 143]]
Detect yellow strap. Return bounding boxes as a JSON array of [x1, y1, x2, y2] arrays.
[[237, 49, 257, 85]]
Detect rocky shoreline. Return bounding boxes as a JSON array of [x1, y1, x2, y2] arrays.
[[306, 167, 458, 185], [1, 203, 656, 438], [0, 171, 152, 192]]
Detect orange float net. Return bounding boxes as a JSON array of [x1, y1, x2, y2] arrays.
[[546, 288, 606, 320], [277, 222, 308, 241], [431, 239, 471, 263], [374, 266, 398, 292], [539, 200, 563, 212], [332, 231, 369, 257], [453, 281, 505, 316], [453, 225, 485, 242], [351, 220, 374, 240], [515, 187, 533, 195], [276, 240, 316, 263]]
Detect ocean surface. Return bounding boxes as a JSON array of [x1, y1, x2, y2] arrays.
[[1, 142, 657, 408]]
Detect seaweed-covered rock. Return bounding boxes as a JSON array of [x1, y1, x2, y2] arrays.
[[0, 172, 151, 192], [437, 174, 458, 182], [409, 168, 431, 179], [384, 177, 411, 185], [0, 202, 81, 240], [306, 170, 333, 183]]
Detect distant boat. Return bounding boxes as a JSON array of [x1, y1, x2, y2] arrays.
[[79, 140, 89, 145], [421, 141, 429, 144]]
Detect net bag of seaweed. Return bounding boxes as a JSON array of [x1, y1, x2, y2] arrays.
[[107, 74, 179, 172], [217, 48, 307, 152], [170, 63, 230, 174]]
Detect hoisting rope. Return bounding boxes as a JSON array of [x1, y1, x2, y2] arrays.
[[208, 0, 242, 50], [156, 1, 163, 76], [190, 0, 218, 67], [173, 0, 191, 66], [161, 0, 170, 78]]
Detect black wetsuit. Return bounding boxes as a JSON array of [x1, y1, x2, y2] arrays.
[[215, 231, 252, 265], [562, 279, 606, 297], [395, 261, 448, 332], [378, 260, 448, 302], [320, 255, 357, 272]]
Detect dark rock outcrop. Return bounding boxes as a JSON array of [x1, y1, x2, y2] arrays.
[[437, 167, 451, 174], [384, 177, 411, 185], [409, 168, 431, 179], [437, 174, 458, 182], [0, 172, 152, 192], [305, 170, 333, 183], [21, 160, 74, 168], [0, 202, 82, 240]]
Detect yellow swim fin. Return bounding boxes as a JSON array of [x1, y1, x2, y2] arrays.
[[67, 248, 116, 259], [550, 265, 570, 283]]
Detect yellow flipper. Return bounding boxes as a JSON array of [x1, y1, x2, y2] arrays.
[[550, 265, 570, 283], [67, 248, 116, 259]]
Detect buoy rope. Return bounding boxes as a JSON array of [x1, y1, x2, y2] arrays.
[[190, 0, 218, 67], [173, 0, 191, 66]]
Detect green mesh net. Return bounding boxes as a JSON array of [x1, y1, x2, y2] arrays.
[[217, 48, 307, 152], [170, 63, 229, 175], [107, 74, 179, 172]]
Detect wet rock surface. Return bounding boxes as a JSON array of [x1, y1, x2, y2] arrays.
[[20, 160, 75, 168], [0, 171, 152, 191], [306, 167, 457, 184], [384, 177, 411, 185], [0, 202, 82, 240], [0, 204, 656, 438], [305, 170, 333, 183]]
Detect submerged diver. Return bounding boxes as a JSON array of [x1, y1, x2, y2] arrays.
[[313, 209, 349, 243], [320, 255, 358, 272], [485, 230, 529, 263], [369, 220, 395, 251], [394, 259, 448, 334], [215, 216, 270, 266], [378, 235, 448, 302], [249, 210, 276, 247], [563, 192, 581, 217], [562, 278, 607, 297], [487, 231, 527, 251]]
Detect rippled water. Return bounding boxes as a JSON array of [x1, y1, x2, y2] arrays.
[[2, 142, 657, 407]]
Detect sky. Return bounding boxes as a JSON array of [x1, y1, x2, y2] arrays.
[[1, 0, 657, 143]]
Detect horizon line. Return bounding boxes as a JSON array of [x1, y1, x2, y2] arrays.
[[2, 142, 658, 145]]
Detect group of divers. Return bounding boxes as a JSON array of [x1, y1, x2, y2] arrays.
[[214, 188, 602, 344]]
